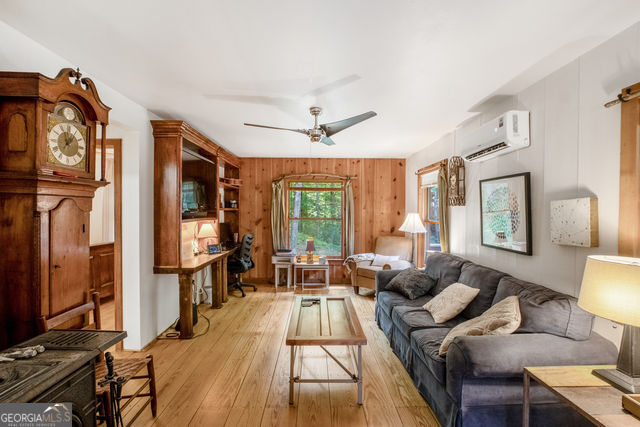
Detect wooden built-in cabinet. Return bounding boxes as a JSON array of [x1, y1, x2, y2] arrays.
[[152, 120, 240, 269], [218, 156, 241, 240]]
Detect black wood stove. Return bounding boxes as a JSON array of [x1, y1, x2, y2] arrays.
[[0, 330, 126, 426]]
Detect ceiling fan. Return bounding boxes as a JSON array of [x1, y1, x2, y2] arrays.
[[244, 106, 377, 146]]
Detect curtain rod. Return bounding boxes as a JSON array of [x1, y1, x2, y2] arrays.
[[275, 173, 358, 181], [415, 159, 447, 175], [604, 88, 640, 108]]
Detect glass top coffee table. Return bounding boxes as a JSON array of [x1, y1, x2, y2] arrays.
[[286, 296, 367, 405]]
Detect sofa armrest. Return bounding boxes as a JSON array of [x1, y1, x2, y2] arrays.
[[445, 332, 618, 403], [375, 269, 403, 294], [384, 260, 412, 270], [346, 258, 372, 271]]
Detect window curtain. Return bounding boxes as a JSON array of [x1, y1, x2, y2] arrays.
[[344, 179, 355, 256], [437, 164, 450, 253], [271, 178, 287, 252]]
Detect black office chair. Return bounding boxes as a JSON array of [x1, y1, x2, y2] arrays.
[[227, 234, 257, 297]]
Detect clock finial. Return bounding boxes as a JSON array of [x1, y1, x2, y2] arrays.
[[72, 67, 82, 84]]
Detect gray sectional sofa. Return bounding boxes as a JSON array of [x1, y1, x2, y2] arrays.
[[375, 252, 618, 427]]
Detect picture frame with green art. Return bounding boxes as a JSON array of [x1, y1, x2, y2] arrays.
[[479, 172, 532, 255]]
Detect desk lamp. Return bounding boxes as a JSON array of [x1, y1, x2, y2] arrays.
[[197, 222, 218, 254], [578, 255, 640, 392]]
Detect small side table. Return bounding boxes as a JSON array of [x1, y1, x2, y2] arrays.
[[272, 255, 294, 290], [293, 260, 330, 291], [523, 365, 640, 427]]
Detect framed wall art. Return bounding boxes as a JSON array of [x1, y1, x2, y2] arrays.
[[479, 172, 532, 255]]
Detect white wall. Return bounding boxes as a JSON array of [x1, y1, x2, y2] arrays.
[[0, 20, 178, 349], [406, 22, 640, 346]]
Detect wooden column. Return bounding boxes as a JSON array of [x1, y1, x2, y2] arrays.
[[100, 123, 107, 181], [211, 261, 222, 309], [618, 82, 640, 257], [177, 273, 194, 339], [222, 258, 229, 303]]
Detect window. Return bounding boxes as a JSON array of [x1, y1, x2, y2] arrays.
[[423, 184, 441, 252], [287, 181, 343, 257]]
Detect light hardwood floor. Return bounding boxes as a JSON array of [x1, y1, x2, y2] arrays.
[[104, 285, 439, 426]]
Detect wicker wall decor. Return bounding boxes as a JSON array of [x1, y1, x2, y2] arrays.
[[448, 156, 465, 206]]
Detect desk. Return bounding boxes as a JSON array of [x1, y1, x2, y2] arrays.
[[523, 365, 640, 427], [154, 249, 234, 339]]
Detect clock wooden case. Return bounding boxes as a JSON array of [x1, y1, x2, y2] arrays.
[[0, 68, 111, 348]]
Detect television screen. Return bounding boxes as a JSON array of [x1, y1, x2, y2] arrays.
[[182, 179, 208, 217]]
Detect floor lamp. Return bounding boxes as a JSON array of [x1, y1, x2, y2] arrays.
[[399, 213, 427, 265]]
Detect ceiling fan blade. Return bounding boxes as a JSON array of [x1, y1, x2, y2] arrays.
[[320, 111, 377, 137], [205, 94, 304, 121], [303, 74, 361, 97], [320, 136, 336, 146], [244, 123, 309, 135]]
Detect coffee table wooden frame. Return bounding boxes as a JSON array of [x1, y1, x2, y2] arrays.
[[286, 296, 367, 405]]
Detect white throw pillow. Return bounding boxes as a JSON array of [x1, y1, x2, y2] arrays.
[[423, 283, 479, 323], [439, 296, 521, 355], [371, 254, 400, 267]]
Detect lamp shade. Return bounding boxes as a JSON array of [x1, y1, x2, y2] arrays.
[[578, 255, 640, 327], [197, 223, 217, 239], [306, 237, 316, 252], [399, 213, 427, 234]]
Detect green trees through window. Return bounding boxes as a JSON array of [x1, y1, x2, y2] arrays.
[[288, 181, 343, 256]]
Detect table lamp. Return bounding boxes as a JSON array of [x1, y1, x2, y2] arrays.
[[305, 237, 316, 264], [197, 222, 218, 254], [399, 212, 427, 264], [578, 255, 640, 393]]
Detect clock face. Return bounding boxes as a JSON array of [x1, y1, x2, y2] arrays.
[[46, 102, 88, 171], [48, 123, 86, 166]]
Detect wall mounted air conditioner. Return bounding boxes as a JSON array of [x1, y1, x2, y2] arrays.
[[458, 110, 530, 162]]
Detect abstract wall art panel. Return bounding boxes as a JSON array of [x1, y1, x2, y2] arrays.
[[550, 197, 598, 247]]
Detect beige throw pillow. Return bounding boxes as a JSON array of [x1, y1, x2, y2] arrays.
[[439, 296, 521, 355], [423, 283, 480, 323]]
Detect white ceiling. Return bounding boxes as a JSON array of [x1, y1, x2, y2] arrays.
[[2, 1, 640, 158]]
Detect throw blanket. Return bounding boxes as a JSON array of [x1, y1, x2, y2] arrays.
[[343, 253, 375, 273]]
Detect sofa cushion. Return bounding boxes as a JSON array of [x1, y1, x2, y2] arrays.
[[377, 291, 431, 317], [386, 269, 437, 300], [410, 328, 451, 384], [357, 265, 382, 279], [493, 276, 594, 340], [392, 305, 461, 339], [458, 262, 507, 319], [439, 296, 521, 355], [425, 252, 467, 295], [424, 283, 479, 323]]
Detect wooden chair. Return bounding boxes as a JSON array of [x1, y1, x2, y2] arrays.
[[37, 292, 158, 426]]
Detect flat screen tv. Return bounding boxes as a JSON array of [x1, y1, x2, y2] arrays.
[[182, 179, 208, 218]]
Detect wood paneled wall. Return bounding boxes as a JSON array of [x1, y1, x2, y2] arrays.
[[239, 158, 406, 283]]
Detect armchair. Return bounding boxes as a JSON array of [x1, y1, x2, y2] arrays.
[[346, 236, 412, 294]]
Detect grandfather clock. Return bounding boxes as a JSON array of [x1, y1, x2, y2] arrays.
[[0, 68, 111, 348]]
